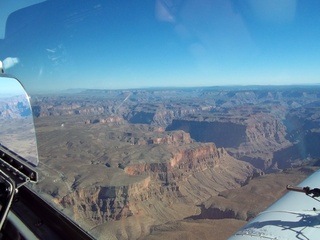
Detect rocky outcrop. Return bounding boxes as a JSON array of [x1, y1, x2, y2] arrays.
[[236, 113, 291, 169], [57, 142, 257, 231], [105, 129, 193, 146], [60, 177, 151, 222], [127, 108, 197, 126], [123, 143, 220, 181], [34, 105, 106, 117], [126, 131, 193, 146], [31, 94, 115, 117], [149, 131, 192, 145], [84, 115, 125, 125]]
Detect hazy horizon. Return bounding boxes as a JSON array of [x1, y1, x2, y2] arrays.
[[27, 82, 320, 95]]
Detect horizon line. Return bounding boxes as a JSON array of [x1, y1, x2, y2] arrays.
[[28, 83, 320, 95]]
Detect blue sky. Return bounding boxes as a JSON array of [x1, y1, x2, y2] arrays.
[[1, 0, 320, 92]]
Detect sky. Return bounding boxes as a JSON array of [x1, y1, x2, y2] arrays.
[[0, 76, 28, 97], [1, 0, 320, 93]]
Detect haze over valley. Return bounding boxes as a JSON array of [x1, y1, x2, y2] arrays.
[[28, 85, 320, 239]]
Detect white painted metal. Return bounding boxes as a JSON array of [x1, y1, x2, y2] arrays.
[[229, 169, 320, 240]]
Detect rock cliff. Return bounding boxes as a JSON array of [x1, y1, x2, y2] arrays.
[[84, 115, 125, 125], [53, 141, 257, 237], [127, 108, 197, 126], [167, 112, 291, 170]]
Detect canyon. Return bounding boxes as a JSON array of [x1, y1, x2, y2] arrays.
[[29, 85, 320, 239]]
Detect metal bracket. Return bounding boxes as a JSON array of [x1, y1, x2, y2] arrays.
[[0, 144, 38, 230], [0, 144, 38, 185]]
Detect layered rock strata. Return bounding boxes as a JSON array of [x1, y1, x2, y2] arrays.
[[55, 142, 257, 236], [167, 112, 291, 170]]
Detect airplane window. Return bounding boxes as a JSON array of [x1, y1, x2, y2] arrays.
[[1, 1, 320, 239]]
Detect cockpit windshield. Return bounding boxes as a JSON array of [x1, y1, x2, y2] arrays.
[[1, 1, 320, 239], [0, 76, 38, 166]]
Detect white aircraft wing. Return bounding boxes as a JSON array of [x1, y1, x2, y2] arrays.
[[229, 169, 320, 240]]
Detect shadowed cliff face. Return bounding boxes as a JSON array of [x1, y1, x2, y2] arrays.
[[166, 120, 246, 148], [128, 112, 155, 124], [166, 113, 291, 170], [273, 131, 320, 168], [271, 104, 320, 168]]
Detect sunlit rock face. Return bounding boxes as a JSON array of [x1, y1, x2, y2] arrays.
[[57, 141, 257, 228]]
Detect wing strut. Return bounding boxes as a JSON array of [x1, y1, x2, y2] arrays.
[[287, 185, 320, 202]]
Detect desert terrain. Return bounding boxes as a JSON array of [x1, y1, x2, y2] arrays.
[[24, 85, 320, 239]]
